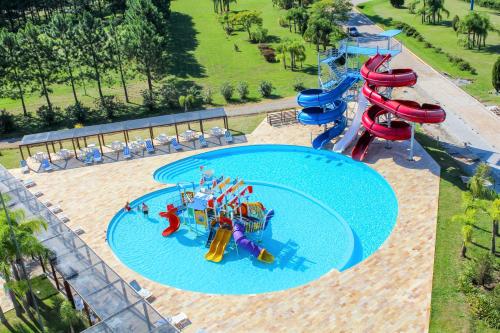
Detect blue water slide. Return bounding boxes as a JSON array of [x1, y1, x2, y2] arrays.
[[296, 75, 358, 108], [312, 117, 347, 150], [297, 100, 347, 125]]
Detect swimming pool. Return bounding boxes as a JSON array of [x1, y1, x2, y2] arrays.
[[108, 145, 398, 294]]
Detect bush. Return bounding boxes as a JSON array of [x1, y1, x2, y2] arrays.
[[250, 27, 268, 43], [434, 47, 443, 53], [390, 0, 404, 8], [237, 82, 250, 100], [278, 16, 289, 28], [258, 44, 276, 62], [258, 80, 273, 97], [293, 79, 305, 92], [424, 41, 433, 48], [458, 61, 472, 72], [0, 110, 15, 134], [36, 105, 58, 126], [220, 82, 234, 102], [96, 95, 122, 119], [467, 292, 500, 329], [493, 57, 500, 93], [452, 15, 460, 32], [202, 87, 213, 104], [159, 76, 182, 109], [65, 102, 90, 124]]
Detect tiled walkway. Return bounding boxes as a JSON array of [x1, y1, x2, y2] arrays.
[[7, 121, 440, 332]]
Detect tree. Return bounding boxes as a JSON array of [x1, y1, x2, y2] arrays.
[[304, 17, 333, 51], [107, 17, 131, 103], [20, 22, 57, 113], [287, 40, 306, 70], [461, 224, 473, 258], [0, 29, 29, 116], [48, 13, 80, 105], [311, 0, 352, 25], [458, 12, 491, 49], [487, 198, 499, 254], [123, 0, 167, 105], [452, 15, 460, 32], [493, 57, 500, 94], [234, 11, 263, 40], [60, 300, 81, 333], [74, 12, 112, 105], [275, 42, 288, 69]]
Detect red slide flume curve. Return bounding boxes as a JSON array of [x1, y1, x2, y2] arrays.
[[160, 208, 180, 237], [352, 54, 446, 161]]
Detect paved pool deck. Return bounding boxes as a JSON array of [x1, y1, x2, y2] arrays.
[[7, 121, 440, 332]]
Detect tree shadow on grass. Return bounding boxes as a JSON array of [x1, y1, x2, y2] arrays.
[[165, 12, 206, 79]]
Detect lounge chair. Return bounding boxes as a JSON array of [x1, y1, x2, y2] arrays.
[[168, 312, 191, 330], [224, 130, 233, 143], [93, 149, 103, 163], [20, 160, 29, 174], [59, 214, 70, 223], [22, 179, 36, 188], [84, 152, 93, 165], [34, 191, 43, 197], [41, 159, 54, 172], [145, 139, 155, 153], [198, 134, 208, 148], [130, 280, 153, 300], [123, 145, 132, 159], [50, 206, 62, 214], [171, 138, 182, 151], [156, 134, 169, 145]]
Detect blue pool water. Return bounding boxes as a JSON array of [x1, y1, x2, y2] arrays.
[[107, 145, 398, 294]]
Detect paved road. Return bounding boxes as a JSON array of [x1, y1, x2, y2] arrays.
[[346, 7, 500, 186]]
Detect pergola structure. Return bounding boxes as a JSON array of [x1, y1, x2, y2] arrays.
[[0, 165, 178, 333], [19, 108, 228, 162]]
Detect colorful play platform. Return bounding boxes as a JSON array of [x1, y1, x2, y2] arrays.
[[297, 30, 446, 160], [159, 168, 275, 264]]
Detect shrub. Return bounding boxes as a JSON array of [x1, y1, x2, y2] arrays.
[[390, 0, 404, 8], [293, 79, 305, 92], [408, 0, 419, 13], [186, 86, 202, 108], [159, 76, 182, 108], [258, 80, 273, 97], [202, 87, 213, 104], [424, 41, 433, 48], [237, 82, 250, 100], [452, 15, 460, 32], [36, 105, 58, 126], [96, 95, 122, 119], [278, 16, 289, 28], [65, 102, 90, 124], [467, 292, 500, 329], [74, 123, 84, 128], [493, 57, 500, 93], [458, 61, 472, 72], [0, 110, 15, 134], [434, 47, 443, 53], [250, 27, 268, 43], [415, 35, 425, 42], [259, 44, 276, 62], [220, 82, 234, 102]]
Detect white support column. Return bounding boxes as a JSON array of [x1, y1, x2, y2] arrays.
[[408, 122, 415, 161]]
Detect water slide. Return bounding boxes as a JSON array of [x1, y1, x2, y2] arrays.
[[352, 54, 446, 160], [332, 93, 368, 153], [160, 208, 181, 237], [204, 228, 232, 262], [232, 223, 274, 264], [297, 75, 358, 149]]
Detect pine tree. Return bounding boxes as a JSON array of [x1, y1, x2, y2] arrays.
[[123, 0, 167, 104], [74, 11, 112, 104], [0, 29, 30, 116], [20, 21, 57, 112], [107, 17, 130, 103]]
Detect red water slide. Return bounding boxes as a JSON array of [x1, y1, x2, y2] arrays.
[[352, 54, 446, 161], [160, 207, 180, 237]]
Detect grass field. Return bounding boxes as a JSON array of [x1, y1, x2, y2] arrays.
[[416, 132, 499, 333], [359, 0, 500, 105], [0, 0, 318, 115]]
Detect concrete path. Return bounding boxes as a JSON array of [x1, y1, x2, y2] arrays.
[[347, 8, 500, 187]]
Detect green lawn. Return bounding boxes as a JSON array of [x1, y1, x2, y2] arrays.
[[359, 0, 500, 105], [0, 275, 88, 333], [416, 132, 499, 333], [0, 0, 317, 115]]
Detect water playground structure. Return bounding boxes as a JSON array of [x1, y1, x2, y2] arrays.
[[296, 30, 446, 160], [158, 167, 275, 264]]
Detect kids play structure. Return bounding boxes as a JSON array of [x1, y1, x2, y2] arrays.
[[297, 30, 446, 160], [158, 168, 275, 264]]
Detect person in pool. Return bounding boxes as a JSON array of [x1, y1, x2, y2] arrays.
[[124, 201, 131, 212], [142, 203, 149, 216]]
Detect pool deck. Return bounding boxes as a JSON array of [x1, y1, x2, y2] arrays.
[[7, 120, 440, 332]]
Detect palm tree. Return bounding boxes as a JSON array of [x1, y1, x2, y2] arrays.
[[469, 163, 494, 200], [275, 42, 289, 69], [461, 224, 473, 258], [487, 198, 499, 254], [60, 300, 81, 333]]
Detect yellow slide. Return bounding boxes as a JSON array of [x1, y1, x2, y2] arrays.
[[205, 228, 232, 262]]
